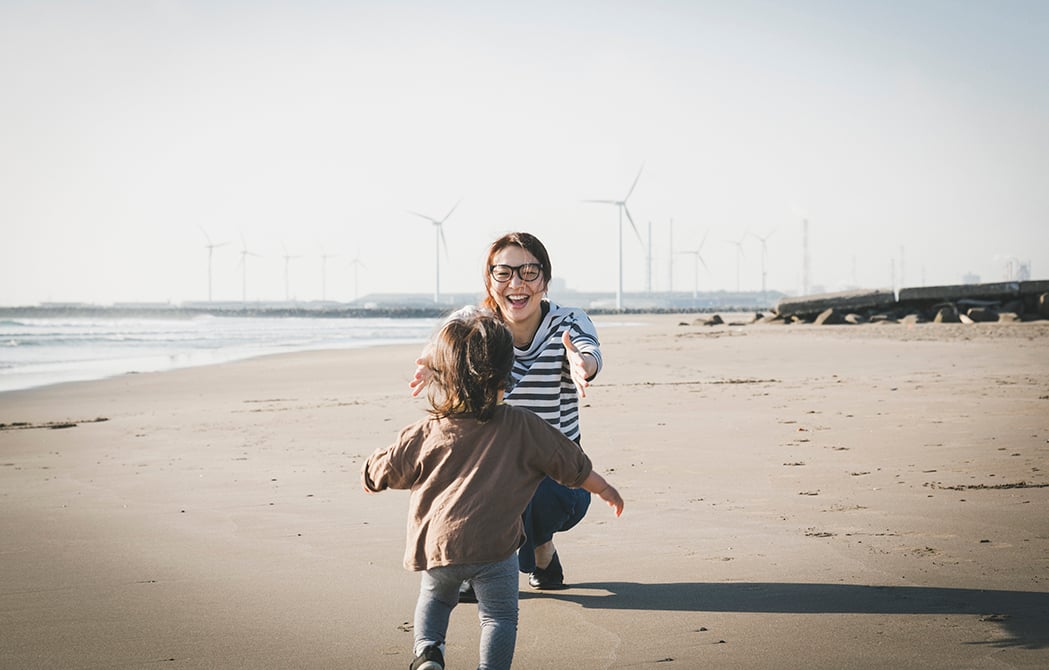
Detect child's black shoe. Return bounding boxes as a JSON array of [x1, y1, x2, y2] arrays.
[[410, 644, 444, 670]]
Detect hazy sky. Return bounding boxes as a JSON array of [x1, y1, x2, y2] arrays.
[[2, 0, 1047, 306]]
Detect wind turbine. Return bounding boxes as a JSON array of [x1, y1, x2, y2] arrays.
[[408, 199, 460, 304], [667, 218, 674, 295], [582, 165, 645, 310], [646, 221, 653, 294], [677, 231, 709, 303], [199, 227, 228, 302], [319, 245, 338, 302], [726, 234, 747, 293], [349, 250, 367, 302], [281, 244, 300, 302], [238, 235, 261, 303], [748, 228, 775, 300]]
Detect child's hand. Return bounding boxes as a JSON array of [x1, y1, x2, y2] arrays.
[[409, 347, 434, 397], [409, 358, 432, 397], [598, 485, 624, 517]]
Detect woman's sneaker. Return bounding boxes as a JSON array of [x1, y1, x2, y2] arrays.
[[410, 644, 444, 670]]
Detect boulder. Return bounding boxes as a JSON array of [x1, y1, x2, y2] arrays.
[[966, 307, 999, 323], [701, 314, 724, 326], [1002, 299, 1024, 315], [814, 307, 846, 325], [933, 305, 961, 323], [757, 312, 787, 324]]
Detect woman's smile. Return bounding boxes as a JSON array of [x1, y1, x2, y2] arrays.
[[489, 247, 545, 331]]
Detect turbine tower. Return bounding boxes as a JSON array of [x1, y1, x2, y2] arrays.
[[408, 199, 460, 304], [646, 221, 653, 294], [319, 245, 338, 302], [281, 244, 300, 302], [726, 234, 747, 293], [237, 235, 261, 303], [677, 230, 708, 303], [349, 251, 367, 302], [748, 228, 775, 301], [199, 227, 227, 302], [582, 164, 645, 310], [802, 218, 811, 296], [667, 218, 674, 295]]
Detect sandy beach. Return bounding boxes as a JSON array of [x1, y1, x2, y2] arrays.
[[2, 314, 1047, 669]]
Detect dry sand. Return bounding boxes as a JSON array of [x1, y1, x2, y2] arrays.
[[1, 314, 1047, 669]]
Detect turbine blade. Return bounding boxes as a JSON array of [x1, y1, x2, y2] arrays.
[[581, 199, 618, 205], [441, 198, 462, 223], [439, 225, 449, 259], [624, 164, 645, 201], [407, 209, 438, 223], [623, 206, 644, 246]]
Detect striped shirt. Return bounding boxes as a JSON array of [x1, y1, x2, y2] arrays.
[[504, 301, 602, 442]]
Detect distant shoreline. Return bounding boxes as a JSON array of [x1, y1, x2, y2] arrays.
[[0, 303, 745, 320]]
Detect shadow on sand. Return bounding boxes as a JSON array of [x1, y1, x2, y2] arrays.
[[522, 581, 1049, 649]]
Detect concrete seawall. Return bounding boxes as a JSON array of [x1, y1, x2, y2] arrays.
[[773, 280, 1049, 324]]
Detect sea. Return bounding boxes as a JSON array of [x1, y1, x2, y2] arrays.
[[0, 314, 440, 394]]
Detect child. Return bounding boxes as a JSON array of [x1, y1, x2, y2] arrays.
[[362, 309, 624, 670]]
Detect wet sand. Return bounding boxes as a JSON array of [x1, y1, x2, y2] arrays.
[[2, 314, 1047, 668]]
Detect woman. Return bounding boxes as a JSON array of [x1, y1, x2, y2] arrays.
[[411, 232, 603, 592]]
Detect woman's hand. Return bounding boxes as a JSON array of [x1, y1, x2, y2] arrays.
[[562, 329, 596, 398]]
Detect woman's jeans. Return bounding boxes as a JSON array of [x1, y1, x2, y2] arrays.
[[414, 552, 519, 670], [518, 476, 591, 572]]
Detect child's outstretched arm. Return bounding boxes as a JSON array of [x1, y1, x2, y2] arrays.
[[581, 470, 624, 517], [361, 459, 381, 494]]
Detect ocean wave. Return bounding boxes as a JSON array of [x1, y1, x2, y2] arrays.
[[0, 314, 437, 393]]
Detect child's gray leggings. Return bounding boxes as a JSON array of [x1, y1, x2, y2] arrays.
[[414, 552, 519, 670]]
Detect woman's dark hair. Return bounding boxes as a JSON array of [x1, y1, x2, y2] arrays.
[[427, 309, 515, 421], [480, 232, 552, 316]]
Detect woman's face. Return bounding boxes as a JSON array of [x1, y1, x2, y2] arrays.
[[487, 245, 547, 326]]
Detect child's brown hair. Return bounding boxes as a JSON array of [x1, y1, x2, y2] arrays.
[[427, 309, 514, 421]]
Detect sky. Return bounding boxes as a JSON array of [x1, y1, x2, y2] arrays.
[[2, 0, 1047, 306]]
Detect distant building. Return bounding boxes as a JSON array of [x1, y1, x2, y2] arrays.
[[961, 272, 980, 285], [1001, 259, 1031, 282]]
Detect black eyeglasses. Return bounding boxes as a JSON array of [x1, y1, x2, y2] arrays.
[[489, 263, 543, 283]]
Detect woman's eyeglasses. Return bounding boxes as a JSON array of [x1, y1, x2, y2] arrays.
[[489, 263, 543, 283]]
